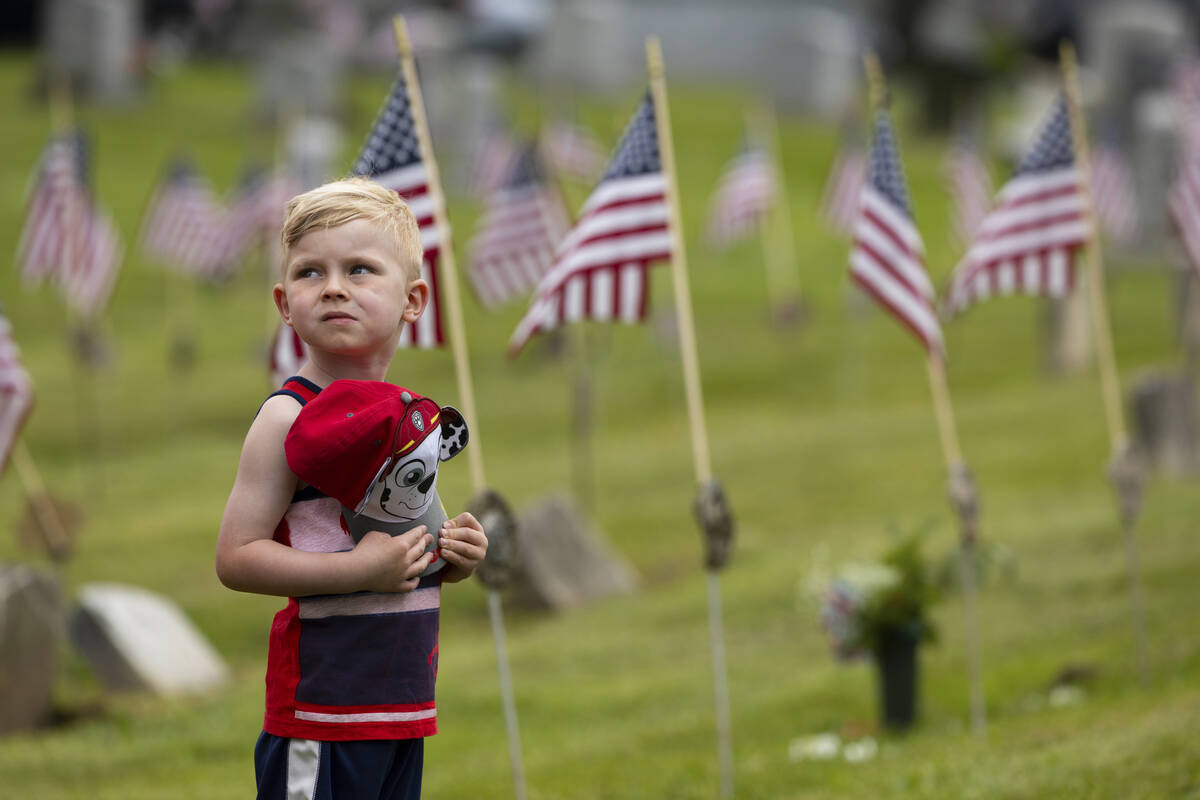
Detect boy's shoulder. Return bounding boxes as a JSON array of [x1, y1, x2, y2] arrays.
[[246, 392, 307, 450]]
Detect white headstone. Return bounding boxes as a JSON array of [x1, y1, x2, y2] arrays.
[[69, 583, 228, 696]]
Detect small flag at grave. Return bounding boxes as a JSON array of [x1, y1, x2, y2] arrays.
[[943, 96, 1090, 316], [508, 93, 672, 355]]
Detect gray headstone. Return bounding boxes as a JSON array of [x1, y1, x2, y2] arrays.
[[0, 566, 62, 735], [1131, 368, 1199, 475], [1085, 0, 1191, 144], [529, 1, 858, 118], [42, 0, 141, 104], [69, 583, 228, 696], [287, 116, 344, 193], [1133, 92, 1178, 249], [1043, 280, 1092, 377], [505, 496, 638, 611], [256, 37, 343, 123]]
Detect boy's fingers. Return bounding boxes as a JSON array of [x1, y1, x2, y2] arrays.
[[447, 511, 482, 531]]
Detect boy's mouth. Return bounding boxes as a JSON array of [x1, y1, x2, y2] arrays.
[[321, 311, 355, 321]]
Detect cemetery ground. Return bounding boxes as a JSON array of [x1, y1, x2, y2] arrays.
[[1, 51, 1199, 798]]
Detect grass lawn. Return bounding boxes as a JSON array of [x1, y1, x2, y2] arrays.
[[0, 49, 1198, 798]]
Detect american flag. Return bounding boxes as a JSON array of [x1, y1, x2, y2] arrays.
[[269, 321, 309, 388], [1169, 150, 1200, 278], [16, 130, 123, 316], [509, 93, 672, 355], [467, 142, 570, 309], [16, 132, 87, 287], [707, 137, 777, 246], [1172, 56, 1200, 160], [545, 119, 605, 182], [821, 146, 866, 235], [945, 142, 993, 243], [58, 206, 123, 317], [0, 306, 34, 474], [849, 108, 943, 355], [139, 157, 228, 278], [943, 96, 1090, 317], [468, 117, 515, 198], [351, 70, 446, 348], [217, 164, 301, 276], [1090, 139, 1140, 246]]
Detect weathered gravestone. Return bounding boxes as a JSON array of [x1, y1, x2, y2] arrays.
[[1130, 368, 1199, 475], [42, 0, 141, 103], [1043, 279, 1092, 377], [504, 496, 638, 611], [69, 583, 229, 695], [1085, 0, 1191, 145], [1134, 91, 1178, 250], [0, 565, 62, 735]]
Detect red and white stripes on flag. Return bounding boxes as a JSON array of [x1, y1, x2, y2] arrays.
[[707, 141, 777, 246], [509, 94, 672, 356], [59, 207, 123, 317], [545, 120, 605, 182], [946, 144, 993, 243], [16, 135, 82, 287], [270, 322, 309, 388], [138, 158, 228, 278], [0, 309, 34, 474], [1090, 142, 1140, 246], [16, 131, 123, 317], [1169, 152, 1200, 278], [821, 147, 866, 235], [468, 144, 570, 309], [351, 72, 447, 348], [943, 96, 1090, 317], [849, 109, 943, 355]]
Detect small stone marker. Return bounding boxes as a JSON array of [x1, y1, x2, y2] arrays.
[[505, 496, 637, 611], [0, 565, 62, 734], [69, 583, 229, 695], [1130, 368, 1199, 475]]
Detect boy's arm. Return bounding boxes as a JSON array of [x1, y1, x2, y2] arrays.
[[438, 510, 488, 584], [215, 396, 434, 597]]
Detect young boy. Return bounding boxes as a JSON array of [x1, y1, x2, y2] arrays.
[[215, 177, 488, 799]]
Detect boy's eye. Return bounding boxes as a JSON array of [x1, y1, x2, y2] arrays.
[[295, 266, 320, 279], [349, 264, 374, 275]]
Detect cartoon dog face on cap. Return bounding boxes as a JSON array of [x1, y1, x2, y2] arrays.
[[359, 406, 468, 523]]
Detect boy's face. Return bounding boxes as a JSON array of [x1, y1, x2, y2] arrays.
[[274, 218, 426, 358]]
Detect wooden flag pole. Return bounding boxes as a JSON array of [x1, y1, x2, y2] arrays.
[[10, 441, 71, 560], [393, 16, 526, 800], [865, 50, 988, 736], [1059, 43, 1128, 453], [746, 103, 802, 324], [1059, 41, 1149, 685], [647, 37, 734, 798], [49, 74, 105, 499], [393, 15, 487, 493]]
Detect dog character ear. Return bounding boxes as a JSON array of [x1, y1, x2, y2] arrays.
[[438, 406, 469, 462]]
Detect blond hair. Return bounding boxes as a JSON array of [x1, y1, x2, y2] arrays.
[[280, 177, 423, 279]]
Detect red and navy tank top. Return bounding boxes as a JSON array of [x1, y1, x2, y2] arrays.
[[261, 376, 441, 741]]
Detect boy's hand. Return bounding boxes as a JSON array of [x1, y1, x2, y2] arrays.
[[354, 526, 435, 593], [439, 511, 488, 583]]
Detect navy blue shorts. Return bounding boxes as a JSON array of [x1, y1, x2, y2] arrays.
[[254, 731, 424, 800]]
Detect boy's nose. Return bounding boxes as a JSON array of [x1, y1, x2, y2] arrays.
[[321, 276, 348, 298]]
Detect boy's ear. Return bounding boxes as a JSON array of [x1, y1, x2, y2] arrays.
[[401, 278, 429, 324], [273, 284, 293, 326]]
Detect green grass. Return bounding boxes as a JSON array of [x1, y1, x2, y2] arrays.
[[1, 49, 1198, 798]]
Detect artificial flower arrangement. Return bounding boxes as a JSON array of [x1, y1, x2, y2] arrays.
[[818, 531, 941, 662]]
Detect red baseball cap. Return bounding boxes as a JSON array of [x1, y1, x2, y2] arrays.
[[284, 380, 453, 514]]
